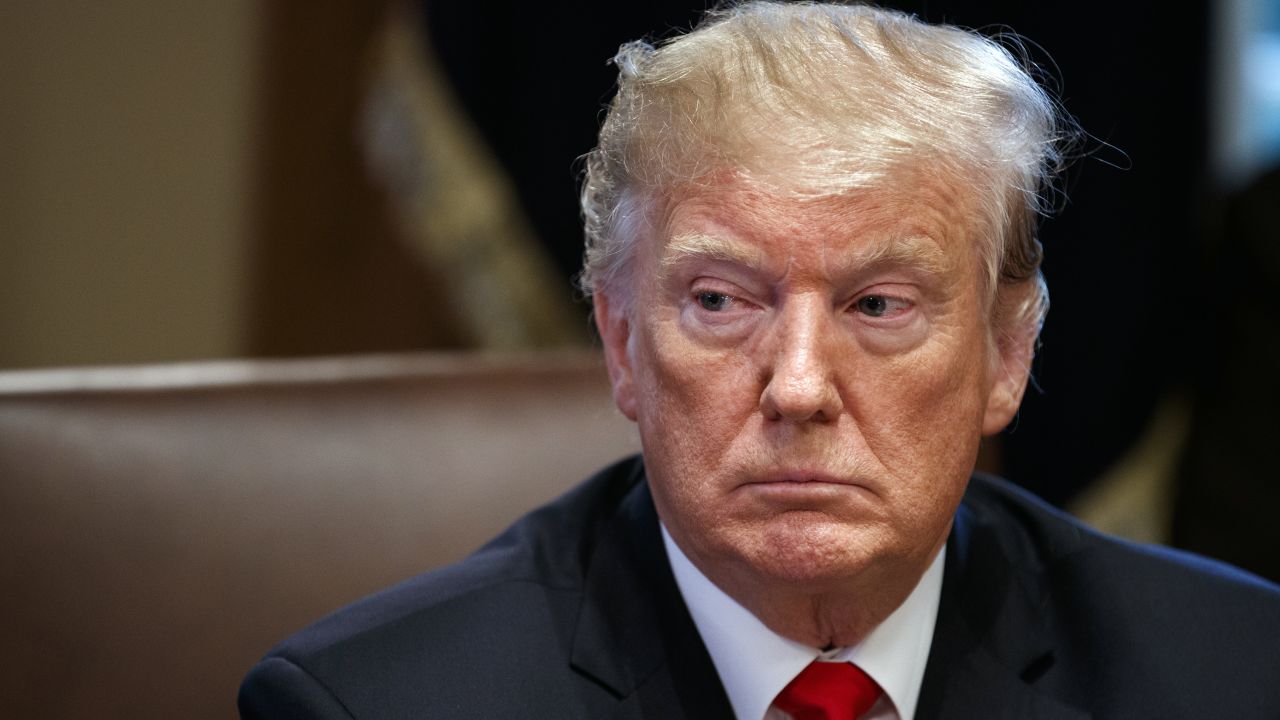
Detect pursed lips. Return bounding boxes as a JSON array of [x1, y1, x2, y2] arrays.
[[744, 470, 872, 489]]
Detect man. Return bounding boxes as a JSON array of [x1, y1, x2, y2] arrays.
[[239, 3, 1280, 718]]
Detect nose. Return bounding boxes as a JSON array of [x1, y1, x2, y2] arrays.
[[759, 297, 844, 423]]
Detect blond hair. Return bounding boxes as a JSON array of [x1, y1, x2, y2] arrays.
[[580, 1, 1072, 341]]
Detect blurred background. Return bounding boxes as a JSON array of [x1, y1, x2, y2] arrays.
[[2, 1, 1278, 715], [2, 0, 1277, 605]]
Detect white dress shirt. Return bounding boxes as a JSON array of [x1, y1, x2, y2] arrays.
[[662, 526, 944, 720]]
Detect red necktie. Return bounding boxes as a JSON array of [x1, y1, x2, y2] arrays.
[[773, 661, 882, 720]]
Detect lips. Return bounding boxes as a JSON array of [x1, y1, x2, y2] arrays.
[[748, 466, 860, 483], [743, 469, 874, 492]]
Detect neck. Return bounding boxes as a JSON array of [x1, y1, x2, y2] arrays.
[[698, 537, 945, 649], [729, 582, 909, 649]]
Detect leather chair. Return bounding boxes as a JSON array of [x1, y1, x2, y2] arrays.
[[0, 350, 637, 718]]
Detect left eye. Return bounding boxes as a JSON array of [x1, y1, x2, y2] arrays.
[[854, 294, 910, 318], [696, 291, 734, 312]]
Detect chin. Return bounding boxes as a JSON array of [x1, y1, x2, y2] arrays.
[[735, 514, 890, 587]]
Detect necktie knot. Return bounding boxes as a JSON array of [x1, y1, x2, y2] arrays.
[[773, 660, 882, 720]]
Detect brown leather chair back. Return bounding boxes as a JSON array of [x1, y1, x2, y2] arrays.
[[0, 351, 637, 718]]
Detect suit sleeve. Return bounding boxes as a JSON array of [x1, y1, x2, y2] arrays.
[[238, 656, 357, 720]]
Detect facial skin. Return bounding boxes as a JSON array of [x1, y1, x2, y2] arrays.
[[594, 173, 1033, 648]]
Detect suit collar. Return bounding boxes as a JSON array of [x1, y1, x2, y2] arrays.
[[569, 459, 735, 718], [917, 479, 1090, 720]]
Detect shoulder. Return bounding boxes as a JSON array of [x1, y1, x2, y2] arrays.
[[959, 473, 1280, 713], [238, 456, 647, 719], [962, 472, 1280, 605]]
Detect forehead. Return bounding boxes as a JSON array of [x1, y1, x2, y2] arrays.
[[653, 173, 980, 279]]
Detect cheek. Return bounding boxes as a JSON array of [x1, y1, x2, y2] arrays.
[[631, 317, 756, 469], [854, 329, 990, 480]]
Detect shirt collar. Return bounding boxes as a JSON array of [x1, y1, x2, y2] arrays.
[[662, 525, 944, 720]]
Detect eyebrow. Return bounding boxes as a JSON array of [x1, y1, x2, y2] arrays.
[[847, 234, 951, 277], [659, 231, 951, 281], [659, 233, 767, 279]]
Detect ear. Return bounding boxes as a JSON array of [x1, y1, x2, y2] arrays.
[[593, 291, 638, 421], [981, 322, 1035, 436]]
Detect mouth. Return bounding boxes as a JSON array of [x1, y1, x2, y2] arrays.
[[737, 470, 880, 505], [746, 469, 865, 487]]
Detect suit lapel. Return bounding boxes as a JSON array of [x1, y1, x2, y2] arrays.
[[569, 462, 736, 719], [917, 485, 1090, 720]]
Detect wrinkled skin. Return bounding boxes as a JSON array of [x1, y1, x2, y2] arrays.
[[595, 175, 1033, 647]]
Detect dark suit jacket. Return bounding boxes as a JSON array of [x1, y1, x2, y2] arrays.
[[239, 456, 1280, 719]]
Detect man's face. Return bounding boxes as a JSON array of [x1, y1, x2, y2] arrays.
[[595, 174, 1030, 599]]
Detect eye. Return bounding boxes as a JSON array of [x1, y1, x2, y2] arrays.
[[696, 291, 734, 312], [856, 295, 890, 317], [853, 293, 912, 319]]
